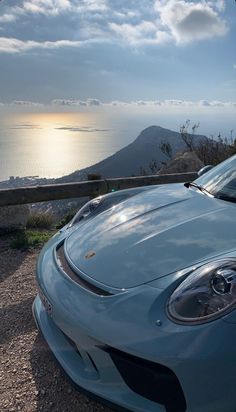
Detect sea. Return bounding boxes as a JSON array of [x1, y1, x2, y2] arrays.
[[0, 106, 235, 182]]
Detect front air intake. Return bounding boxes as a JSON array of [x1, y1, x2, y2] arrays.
[[107, 347, 187, 412]]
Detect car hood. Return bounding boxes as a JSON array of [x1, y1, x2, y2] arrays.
[[65, 184, 236, 289]]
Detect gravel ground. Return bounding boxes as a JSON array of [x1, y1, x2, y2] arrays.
[[0, 236, 113, 412]]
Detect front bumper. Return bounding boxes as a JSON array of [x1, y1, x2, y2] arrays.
[[33, 295, 169, 412]]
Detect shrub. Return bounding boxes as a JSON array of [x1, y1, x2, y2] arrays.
[[56, 210, 76, 229], [10, 229, 52, 250], [179, 121, 236, 166], [27, 212, 54, 229]]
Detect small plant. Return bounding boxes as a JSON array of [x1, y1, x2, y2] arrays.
[[27, 212, 54, 229], [10, 229, 52, 250], [56, 210, 76, 229], [180, 120, 200, 152]]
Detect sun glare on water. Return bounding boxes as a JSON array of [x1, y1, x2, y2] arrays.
[[1, 111, 114, 180]]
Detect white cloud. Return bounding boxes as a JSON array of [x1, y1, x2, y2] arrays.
[[198, 100, 236, 108], [0, 0, 108, 24], [207, 100, 224, 107], [133, 99, 235, 108], [161, 99, 193, 106], [154, 0, 228, 44], [109, 21, 170, 46], [110, 21, 154, 43], [208, 0, 225, 12], [0, 37, 108, 53], [199, 99, 211, 107], [0, 6, 25, 24], [105, 100, 129, 107], [23, 0, 71, 16], [22, 0, 108, 15], [87, 98, 101, 106], [78, 0, 108, 12], [0, 14, 17, 23], [11, 100, 43, 106], [50, 98, 236, 108], [113, 10, 139, 20], [51, 99, 84, 106], [0, 98, 234, 108], [0, 0, 229, 51], [51, 98, 101, 106]]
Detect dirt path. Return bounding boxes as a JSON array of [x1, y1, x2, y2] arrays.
[[0, 237, 112, 412]]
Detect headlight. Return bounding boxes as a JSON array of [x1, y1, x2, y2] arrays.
[[68, 196, 102, 227], [167, 260, 236, 325]]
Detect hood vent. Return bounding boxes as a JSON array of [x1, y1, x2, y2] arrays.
[[56, 243, 113, 297]]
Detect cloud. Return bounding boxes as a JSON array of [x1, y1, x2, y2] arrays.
[[0, 14, 17, 23], [7, 0, 107, 18], [0, 5, 25, 23], [23, 0, 71, 16], [0, 0, 228, 54], [197, 100, 232, 108], [52, 99, 88, 106], [77, 0, 108, 12], [198, 99, 211, 107], [10, 123, 41, 129], [0, 98, 235, 109], [198, 100, 236, 108], [23, 0, 104, 15], [109, 20, 170, 46], [50, 98, 236, 108], [154, 0, 228, 44], [0, 37, 106, 53], [11, 100, 43, 106], [87, 98, 101, 106], [208, 0, 225, 12], [129, 99, 236, 108], [113, 10, 140, 21], [0, 1, 109, 34], [162, 99, 193, 107], [55, 126, 110, 132], [106, 100, 129, 107], [234, 64, 236, 69], [51, 98, 102, 106]]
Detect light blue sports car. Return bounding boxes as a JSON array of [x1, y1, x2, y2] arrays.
[[33, 154, 236, 412]]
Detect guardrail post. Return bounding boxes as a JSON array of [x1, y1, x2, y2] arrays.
[[87, 173, 102, 199]]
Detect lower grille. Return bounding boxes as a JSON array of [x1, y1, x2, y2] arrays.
[[107, 347, 186, 412]]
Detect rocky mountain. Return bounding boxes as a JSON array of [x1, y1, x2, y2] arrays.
[[57, 125, 207, 182]]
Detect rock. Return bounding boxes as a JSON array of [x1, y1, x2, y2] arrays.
[[0, 205, 30, 234], [158, 151, 203, 175]]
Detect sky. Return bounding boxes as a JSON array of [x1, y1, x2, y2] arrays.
[[0, 0, 235, 111]]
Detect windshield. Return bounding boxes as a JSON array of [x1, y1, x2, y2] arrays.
[[194, 155, 236, 202]]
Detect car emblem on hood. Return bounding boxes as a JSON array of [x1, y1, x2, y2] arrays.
[[85, 250, 96, 259]]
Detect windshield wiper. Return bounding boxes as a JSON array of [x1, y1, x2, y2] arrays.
[[215, 194, 236, 204], [184, 182, 213, 197]]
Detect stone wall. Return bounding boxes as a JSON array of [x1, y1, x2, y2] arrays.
[[0, 205, 30, 234]]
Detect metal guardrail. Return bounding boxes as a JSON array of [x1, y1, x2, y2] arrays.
[[0, 172, 198, 207]]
